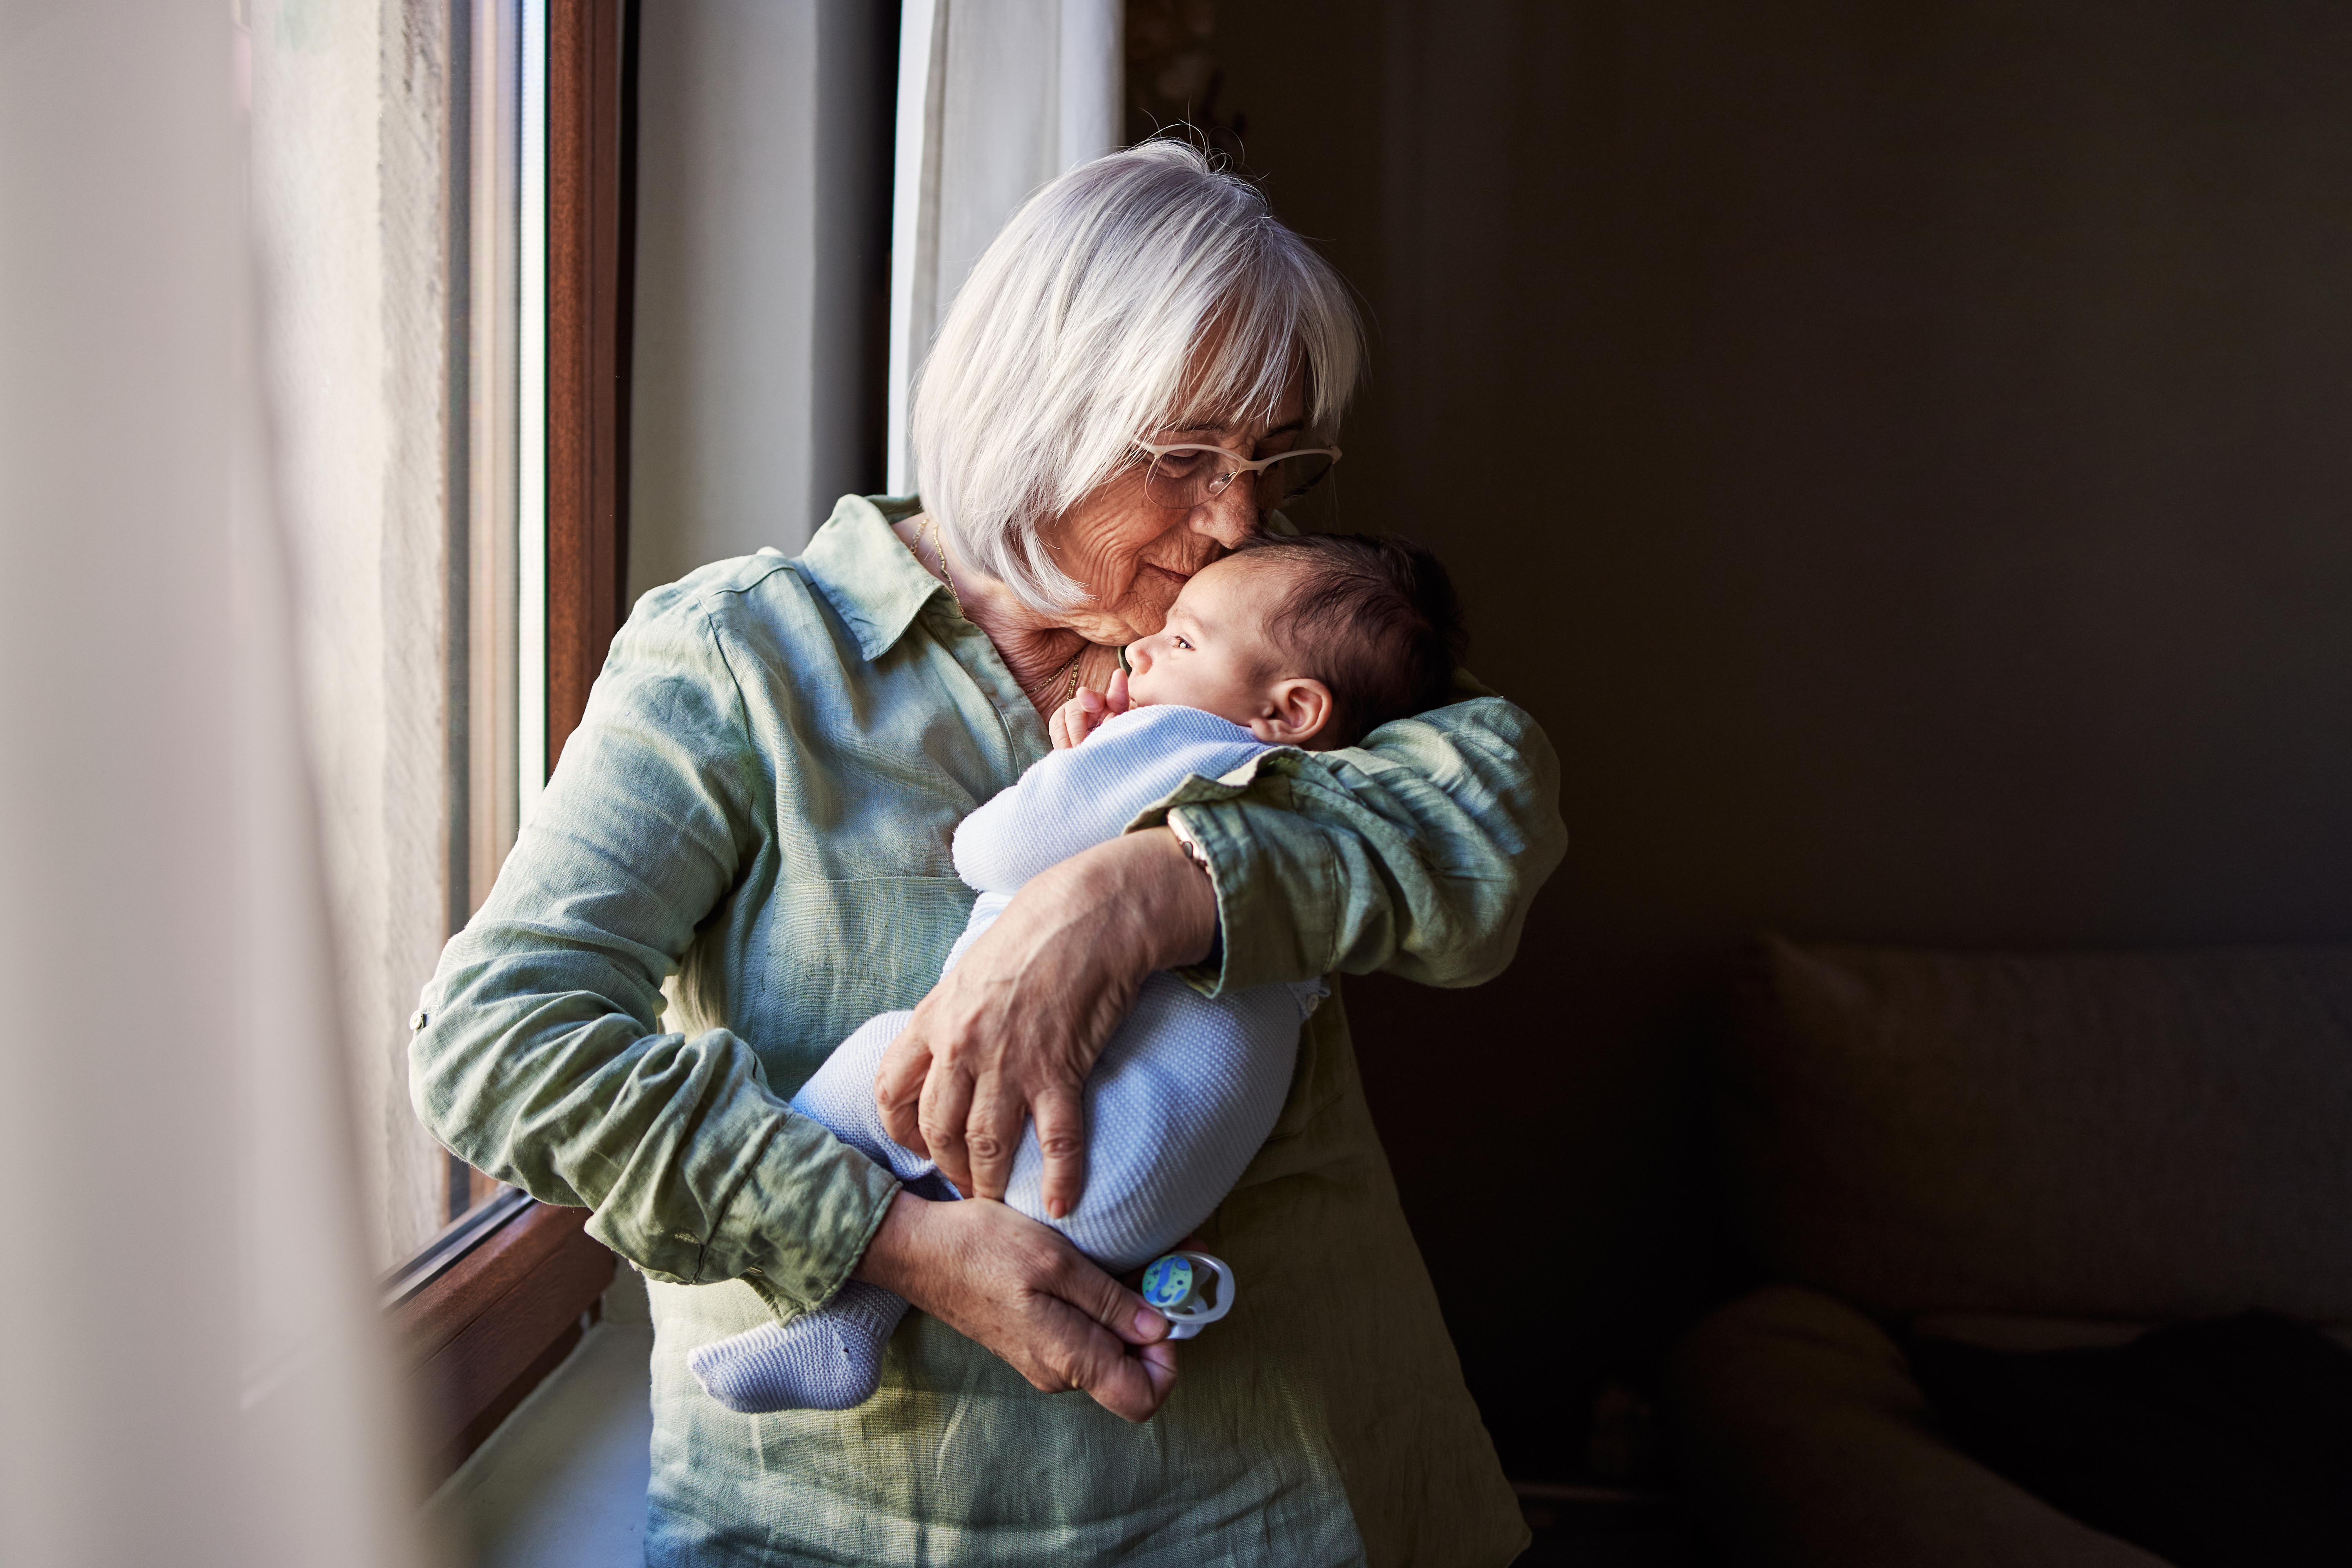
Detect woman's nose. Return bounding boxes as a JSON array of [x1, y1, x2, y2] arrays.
[[1190, 481, 1260, 550]]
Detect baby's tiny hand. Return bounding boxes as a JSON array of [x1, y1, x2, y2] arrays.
[[1050, 666, 1133, 749], [1051, 686, 1109, 750]]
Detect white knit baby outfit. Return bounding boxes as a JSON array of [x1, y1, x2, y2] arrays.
[[687, 705, 1324, 1413]]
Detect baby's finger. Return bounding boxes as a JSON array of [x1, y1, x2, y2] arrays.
[[1105, 666, 1131, 713]]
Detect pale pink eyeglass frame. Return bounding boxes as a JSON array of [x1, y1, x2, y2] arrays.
[[1132, 439, 1345, 508]]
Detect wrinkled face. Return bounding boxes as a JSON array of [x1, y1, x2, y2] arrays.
[[1039, 374, 1307, 646], [1122, 553, 1296, 728]]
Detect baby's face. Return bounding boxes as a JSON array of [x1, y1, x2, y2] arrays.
[[1123, 555, 1303, 737]]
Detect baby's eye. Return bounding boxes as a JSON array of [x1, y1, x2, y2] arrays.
[[1173, 635, 1194, 651]]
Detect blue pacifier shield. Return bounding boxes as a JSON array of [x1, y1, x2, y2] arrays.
[[1141, 1254, 1194, 1310]]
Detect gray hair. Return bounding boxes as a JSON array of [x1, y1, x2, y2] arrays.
[[910, 140, 1363, 612]]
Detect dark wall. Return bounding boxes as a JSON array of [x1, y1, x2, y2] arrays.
[[1210, 0, 2352, 1477]]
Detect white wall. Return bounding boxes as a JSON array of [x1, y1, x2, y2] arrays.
[[628, 0, 894, 600], [628, 0, 1129, 588]]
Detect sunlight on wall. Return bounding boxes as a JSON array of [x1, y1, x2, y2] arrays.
[[247, 0, 461, 1271]]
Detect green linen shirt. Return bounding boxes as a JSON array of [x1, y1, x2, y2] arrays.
[[412, 496, 1564, 1566]]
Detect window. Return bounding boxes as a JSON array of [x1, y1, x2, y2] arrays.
[[245, 0, 635, 1475]]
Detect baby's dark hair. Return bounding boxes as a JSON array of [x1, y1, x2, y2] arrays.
[[1237, 532, 1466, 748]]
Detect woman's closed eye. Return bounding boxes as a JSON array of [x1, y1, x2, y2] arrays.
[[1140, 445, 1214, 476]]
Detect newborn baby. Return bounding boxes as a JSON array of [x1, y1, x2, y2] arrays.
[[688, 532, 1465, 1413]]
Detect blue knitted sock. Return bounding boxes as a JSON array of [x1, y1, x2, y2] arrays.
[[686, 1011, 940, 1414], [686, 1280, 909, 1414]]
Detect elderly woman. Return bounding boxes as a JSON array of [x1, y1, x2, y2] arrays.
[[413, 142, 1563, 1565]]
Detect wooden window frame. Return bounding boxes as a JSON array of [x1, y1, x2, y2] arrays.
[[393, 0, 639, 1485], [392, 1194, 617, 1483], [546, 0, 636, 771]]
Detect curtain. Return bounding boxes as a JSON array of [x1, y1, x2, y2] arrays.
[[0, 5, 434, 1563], [886, 0, 1125, 493]]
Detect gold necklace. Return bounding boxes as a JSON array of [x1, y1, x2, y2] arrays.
[[918, 514, 1083, 706], [916, 514, 968, 621]]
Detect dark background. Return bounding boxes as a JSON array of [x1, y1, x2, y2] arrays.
[[1148, 0, 2352, 1480]]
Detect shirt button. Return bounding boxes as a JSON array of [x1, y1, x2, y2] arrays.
[[408, 1010, 429, 1031]]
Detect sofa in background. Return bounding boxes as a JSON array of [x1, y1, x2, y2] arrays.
[[1667, 936, 2352, 1566]]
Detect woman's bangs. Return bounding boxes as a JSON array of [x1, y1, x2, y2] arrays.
[[1164, 281, 1304, 430], [1163, 236, 1354, 437]]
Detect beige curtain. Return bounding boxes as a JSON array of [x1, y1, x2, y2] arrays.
[[886, 0, 1125, 493], [0, 4, 435, 1563]]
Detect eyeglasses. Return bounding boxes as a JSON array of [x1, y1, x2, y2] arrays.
[[1135, 440, 1343, 512]]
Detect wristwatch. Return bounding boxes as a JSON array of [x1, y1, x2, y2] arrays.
[[1167, 811, 1213, 875]]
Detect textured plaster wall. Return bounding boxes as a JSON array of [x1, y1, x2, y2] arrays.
[[248, 0, 458, 1270]]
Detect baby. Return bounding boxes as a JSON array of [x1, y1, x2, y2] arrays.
[[688, 532, 1465, 1413]]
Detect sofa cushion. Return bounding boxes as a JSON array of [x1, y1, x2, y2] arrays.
[[1905, 1312, 2352, 1567], [1667, 1285, 2172, 1568], [1723, 937, 2352, 1320]]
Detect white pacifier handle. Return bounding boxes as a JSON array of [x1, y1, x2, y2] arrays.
[[1139, 1250, 1236, 1341]]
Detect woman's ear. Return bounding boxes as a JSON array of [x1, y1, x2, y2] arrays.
[[1252, 678, 1334, 746]]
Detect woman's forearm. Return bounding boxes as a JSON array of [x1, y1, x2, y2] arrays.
[[1168, 691, 1566, 993], [410, 598, 911, 1305], [1051, 826, 1219, 972], [853, 1189, 1178, 1422], [870, 826, 1216, 1212]]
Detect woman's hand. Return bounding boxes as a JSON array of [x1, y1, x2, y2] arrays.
[[854, 1191, 1178, 1422], [1049, 666, 1133, 749], [873, 826, 1216, 1216]]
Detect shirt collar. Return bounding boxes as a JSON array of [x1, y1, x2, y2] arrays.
[[794, 493, 948, 662]]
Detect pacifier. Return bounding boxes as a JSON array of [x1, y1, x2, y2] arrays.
[[1139, 1250, 1235, 1340]]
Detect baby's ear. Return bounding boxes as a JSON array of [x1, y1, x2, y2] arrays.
[[1258, 677, 1334, 747]]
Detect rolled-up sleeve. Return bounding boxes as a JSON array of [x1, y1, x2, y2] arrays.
[[1150, 680, 1565, 994], [408, 588, 898, 1318]]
